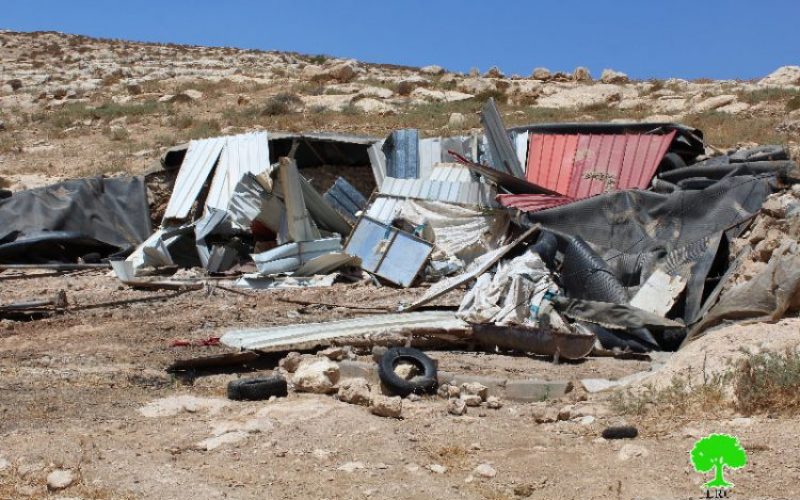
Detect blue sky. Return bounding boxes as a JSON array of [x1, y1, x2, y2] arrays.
[[3, 0, 798, 80]]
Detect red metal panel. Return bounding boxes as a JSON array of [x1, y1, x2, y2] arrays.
[[521, 131, 676, 209], [497, 193, 575, 212]]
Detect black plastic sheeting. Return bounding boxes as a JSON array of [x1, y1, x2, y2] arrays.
[[0, 177, 151, 263], [522, 173, 785, 352]]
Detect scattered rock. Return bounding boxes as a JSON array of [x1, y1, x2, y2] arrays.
[[324, 61, 359, 83], [47, 469, 75, 491], [319, 346, 347, 361], [600, 69, 629, 84], [575, 415, 596, 425], [485, 66, 504, 78], [181, 89, 203, 101], [7, 79, 23, 91], [278, 352, 305, 373], [461, 394, 482, 407], [393, 362, 419, 380], [759, 66, 800, 87], [473, 463, 497, 479], [530, 405, 559, 424], [352, 97, 396, 115], [370, 395, 402, 418], [427, 464, 447, 474], [337, 461, 366, 472], [138, 395, 229, 418], [195, 430, 250, 451], [531, 67, 551, 81], [357, 86, 394, 99], [536, 84, 626, 109], [447, 397, 467, 416], [337, 378, 372, 406], [486, 396, 503, 409], [448, 112, 466, 128], [292, 357, 340, 394], [126, 82, 143, 95], [457, 77, 496, 95], [461, 382, 488, 401], [573, 67, 592, 82], [397, 76, 430, 95], [421, 65, 445, 75], [0, 456, 10, 471], [617, 444, 649, 461], [693, 94, 737, 113]]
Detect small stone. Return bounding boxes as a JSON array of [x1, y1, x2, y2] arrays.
[[600, 69, 629, 83], [573, 66, 592, 82], [576, 415, 596, 425], [461, 394, 482, 407], [448, 398, 467, 416], [514, 484, 536, 497], [469, 442, 481, 451], [0, 457, 9, 471], [532, 67, 551, 80], [486, 396, 503, 409], [337, 461, 366, 472], [319, 346, 347, 361], [530, 406, 559, 424], [394, 362, 419, 380], [47, 469, 75, 491], [461, 382, 488, 401], [437, 384, 450, 399], [278, 352, 304, 373], [730, 417, 753, 426], [447, 112, 466, 129], [182, 89, 203, 100], [337, 378, 371, 406], [371, 345, 388, 363], [618, 444, 649, 461], [292, 358, 340, 394], [427, 464, 447, 474], [421, 65, 445, 75], [370, 395, 402, 418], [557, 406, 573, 421], [473, 463, 497, 479], [447, 385, 461, 398], [407, 393, 421, 402]]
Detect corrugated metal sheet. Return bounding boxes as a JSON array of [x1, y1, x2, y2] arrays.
[[163, 136, 226, 220], [429, 164, 474, 183], [383, 129, 419, 179], [365, 196, 404, 223], [379, 177, 497, 206], [220, 311, 467, 351], [480, 98, 525, 177], [496, 193, 575, 212], [526, 131, 677, 197], [367, 141, 387, 187], [419, 137, 442, 179], [323, 177, 368, 224], [252, 237, 341, 275], [278, 158, 320, 242], [205, 132, 270, 213], [299, 176, 352, 236]]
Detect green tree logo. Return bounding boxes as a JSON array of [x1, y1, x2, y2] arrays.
[[690, 434, 747, 489]]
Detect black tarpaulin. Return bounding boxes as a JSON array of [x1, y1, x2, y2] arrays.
[[0, 176, 151, 263]]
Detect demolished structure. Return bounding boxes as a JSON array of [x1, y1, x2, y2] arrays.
[[4, 98, 798, 368]]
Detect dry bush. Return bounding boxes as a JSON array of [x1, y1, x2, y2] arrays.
[[261, 93, 303, 116], [735, 349, 800, 414]]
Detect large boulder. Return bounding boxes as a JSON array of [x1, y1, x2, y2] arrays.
[[531, 67, 551, 81], [692, 94, 737, 113], [759, 66, 800, 87], [457, 77, 496, 95], [536, 83, 629, 109], [573, 67, 592, 82], [337, 378, 372, 406], [292, 358, 340, 394], [600, 69, 629, 84]]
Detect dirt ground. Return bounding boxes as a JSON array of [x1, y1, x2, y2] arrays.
[[1, 270, 799, 499]]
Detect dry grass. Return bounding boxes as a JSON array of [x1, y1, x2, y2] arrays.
[[611, 349, 800, 417], [735, 349, 800, 414], [683, 111, 789, 148]]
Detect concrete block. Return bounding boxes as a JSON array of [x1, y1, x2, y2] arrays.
[[505, 379, 572, 402], [338, 360, 379, 384]]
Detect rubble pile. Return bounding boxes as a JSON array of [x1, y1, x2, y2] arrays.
[[1, 94, 798, 412]]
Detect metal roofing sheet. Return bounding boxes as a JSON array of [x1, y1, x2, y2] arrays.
[[365, 196, 404, 223], [480, 98, 525, 177], [323, 177, 368, 224], [419, 137, 442, 179], [383, 129, 419, 179], [379, 177, 497, 206], [163, 136, 226, 220], [429, 164, 474, 183], [525, 131, 677, 198], [220, 311, 468, 351], [205, 132, 270, 213]]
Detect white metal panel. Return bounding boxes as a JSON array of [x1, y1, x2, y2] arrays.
[[221, 311, 467, 351], [365, 196, 404, 223], [430, 164, 473, 183], [379, 177, 498, 207], [163, 136, 226, 220], [418, 138, 442, 180], [205, 132, 270, 213], [513, 131, 530, 172]]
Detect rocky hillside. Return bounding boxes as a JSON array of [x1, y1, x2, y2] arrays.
[[0, 30, 798, 190]]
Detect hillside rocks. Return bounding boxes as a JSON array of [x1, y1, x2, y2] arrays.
[[759, 66, 800, 87], [600, 69, 629, 84]]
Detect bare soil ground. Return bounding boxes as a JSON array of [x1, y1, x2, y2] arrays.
[[1, 271, 799, 499]]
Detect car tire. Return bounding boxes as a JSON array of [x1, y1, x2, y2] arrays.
[[227, 375, 288, 401], [378, 347, 437, 397], [658, 152, 686, 173], [601, 425, 639, 439]]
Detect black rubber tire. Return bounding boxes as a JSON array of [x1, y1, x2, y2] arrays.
[[657, 152, 686, 173], [378, 347, 437, 397], [730, 145, 788, 163], [227, 375, 288, 401], [676, 177, 717, 190], [601, 425, 639, 440]]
